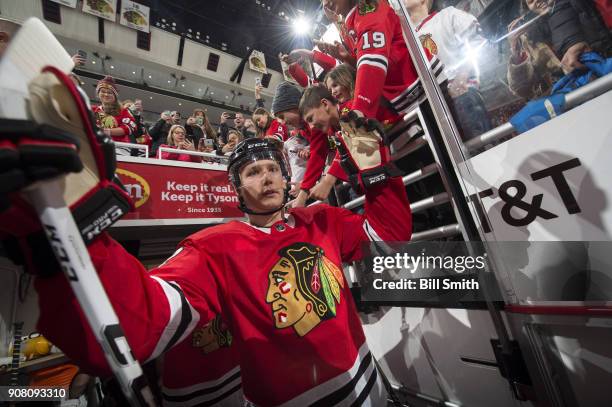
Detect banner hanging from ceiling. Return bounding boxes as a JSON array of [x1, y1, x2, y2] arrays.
[[50, 0, 78, 8], [119, 0, 150, 33], [249, 50, 268, 74], [82, 0, 118, 22]]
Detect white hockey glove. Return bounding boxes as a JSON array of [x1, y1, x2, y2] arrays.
[[0, 66, 132, 275], [335, 110, 402, 193]]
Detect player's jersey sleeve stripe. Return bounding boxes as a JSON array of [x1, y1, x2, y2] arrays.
[[162, 366, 242, 406], [277, 342, 387, 406], [429, 56, 446, 83], [363, 219, 384, 242], [357, 54, 389, 72], [147, 277, 200, 361], [310, 352, 375, 406], [363, 220, 395, 257]]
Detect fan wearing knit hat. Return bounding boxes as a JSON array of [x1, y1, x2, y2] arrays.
[[91, 76, 136, 154], [251, 81, 303, 141]]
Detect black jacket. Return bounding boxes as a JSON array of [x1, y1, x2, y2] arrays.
[[149, 119, 172, 156]]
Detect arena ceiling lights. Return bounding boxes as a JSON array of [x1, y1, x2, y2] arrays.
[[292, 15, 312, 37]]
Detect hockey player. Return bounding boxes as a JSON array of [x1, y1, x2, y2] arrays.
[[1, 68, 412, 405], [0, 67, 242, 406]]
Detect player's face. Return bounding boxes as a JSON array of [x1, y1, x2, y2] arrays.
[[238, 159, 286, 211], [266, 257, 306, 329]]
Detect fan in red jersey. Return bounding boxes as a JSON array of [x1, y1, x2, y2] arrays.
[[323, 0, 445, 125], [91, 76, 136, 155]]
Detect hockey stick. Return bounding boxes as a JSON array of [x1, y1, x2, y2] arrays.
[[25, 180, 156, 407]]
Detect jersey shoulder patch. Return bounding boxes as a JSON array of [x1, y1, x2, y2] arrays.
[[358, 0, 378, 15]]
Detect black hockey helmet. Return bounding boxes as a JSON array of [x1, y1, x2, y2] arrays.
[[227, 138, 292, 215]]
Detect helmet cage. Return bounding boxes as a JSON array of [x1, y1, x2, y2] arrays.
[[227, 139, 292, 215]]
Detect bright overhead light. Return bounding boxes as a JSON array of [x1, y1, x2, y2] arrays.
[[92, 60, 96, 64], [210, 92, 214, 95], [148, 75, 152, 79], [110, 65, 114, 69], [178, 102, 182, 106], [292, 16, 311, 36], [132, 71, 136, 74], [168, 80, 172, 83], [149, 96, 153, 99]]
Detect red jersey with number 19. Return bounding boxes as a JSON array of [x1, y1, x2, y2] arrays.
[[343, 0, 444, 121]]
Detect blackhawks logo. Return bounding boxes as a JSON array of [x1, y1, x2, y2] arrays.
[[358, 0, 377, 15], [192, 314, 233, 354], [97, 112, 118, 129], [419, 33, 438, 56], [265, 243, 345, 337]]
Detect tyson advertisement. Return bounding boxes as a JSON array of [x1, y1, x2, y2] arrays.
[[115, 160, 244, 226]]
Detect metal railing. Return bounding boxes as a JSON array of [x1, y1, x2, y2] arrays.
[[342, 163, 440, 210], [465, 73, 612, 152], [411, 224, 461, 241], [157, 147, 229, 165]]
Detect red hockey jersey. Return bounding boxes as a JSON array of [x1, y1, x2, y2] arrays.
[[35, 177, 412, 406], [92, 105, 135, 144], [298, 123, 331, 191], [343, 0, 444, 120], [266, 119, 289, 142]]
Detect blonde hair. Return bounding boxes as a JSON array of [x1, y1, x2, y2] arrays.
[[324, 64, 356, 100], [122, 99, 134, 108], [167, 125, 187, 146]]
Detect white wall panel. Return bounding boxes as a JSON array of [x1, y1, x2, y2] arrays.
[[0, 0, 42, 23], [47, 2, 100, 43], [0, 1, 298, 101]]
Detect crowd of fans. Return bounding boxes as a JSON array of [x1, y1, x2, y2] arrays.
[[0, 1, 610, 405], [89, 0, 610, 205]]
